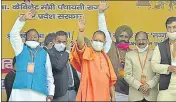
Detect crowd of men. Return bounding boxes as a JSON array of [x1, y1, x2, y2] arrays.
[[4, 1, 176, 102]]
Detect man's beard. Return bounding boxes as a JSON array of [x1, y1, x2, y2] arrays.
[[116, 39, 129, 44]]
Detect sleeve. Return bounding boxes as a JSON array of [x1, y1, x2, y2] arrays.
[[69, 42, 86, 72], [146, 73, 160, 89], [69, 42, 95, 72], [46, 53, 55, 96], [10, 17, 25, 56], [151, 45, 170, 74], [98, 13, 112, 53], [124, 52, 142, 90]]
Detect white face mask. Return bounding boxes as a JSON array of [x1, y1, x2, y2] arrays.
[[26, 41, 40, 48], [167, 32, 176, 40], [92, 41, 104, 51], [54, 43, 66, 52], [136, 44, 149, 53]]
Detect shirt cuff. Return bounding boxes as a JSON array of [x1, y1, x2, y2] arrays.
[[76, 42, 86, 53], [98, 12, 105, 16], [146, 80, 154, 89], [48, 86, 55, 96], [16, 17, 26, 28], [164, 65, 170, 75], [134, 81, 142, 90]]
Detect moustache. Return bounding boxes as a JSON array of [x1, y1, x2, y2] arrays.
[[119, 40, 128, 43], [139, 43, 145, 45]]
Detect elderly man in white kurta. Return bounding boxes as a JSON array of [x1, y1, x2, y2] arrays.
[[9, 10, 55, 101], [124, 31, 159, 101]]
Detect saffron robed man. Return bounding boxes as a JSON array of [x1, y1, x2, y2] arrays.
[[8, 10, 55, 101], [151, 17, 176, 101], [70, 15, 117, 101]]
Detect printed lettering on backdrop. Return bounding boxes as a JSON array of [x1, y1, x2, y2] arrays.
[[2, 1, 176, 101]]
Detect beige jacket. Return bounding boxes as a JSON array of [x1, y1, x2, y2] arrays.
[[124, 49, 159, 101]]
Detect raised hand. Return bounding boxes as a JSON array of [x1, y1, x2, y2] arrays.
[[78, 15, 86, 32], [24, 0, 32, 4], [77, 15, 86, 49], [98, 0, 110, 13], [70, 40, 75, 47], [20, 9, 36, 21]]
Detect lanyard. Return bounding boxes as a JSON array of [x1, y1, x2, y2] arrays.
[[12, 69, 16, 73], [28, 46, 40, 62], [137, 47, 150, 74], [170, 43, 176, 59]]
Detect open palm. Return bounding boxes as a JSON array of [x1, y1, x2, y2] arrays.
[[78, 15, 86, 31], [20, 9, 36, 21], [98, 1, 110, 13]]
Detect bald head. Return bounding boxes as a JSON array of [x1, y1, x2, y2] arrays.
[[25, 29, 39, 41], [92, 30, 106, 42]]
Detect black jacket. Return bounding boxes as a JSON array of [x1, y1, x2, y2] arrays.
[[43, 46, 48, 51], [4, 70, 16, 101], [158, 39, 172, 90], [47, 47, 80, 98]]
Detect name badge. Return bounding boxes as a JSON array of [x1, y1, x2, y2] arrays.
[[140, 74, 146, 84], [118, 68, 124, 78], [27, 62, 34, 73]]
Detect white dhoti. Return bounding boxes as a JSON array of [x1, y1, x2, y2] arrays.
[[115, 92, 128, 101], [157, 73, 176, 101], [9, 89, 47, 101]]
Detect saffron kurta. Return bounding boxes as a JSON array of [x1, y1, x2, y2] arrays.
[[70, 43, 117, 101]]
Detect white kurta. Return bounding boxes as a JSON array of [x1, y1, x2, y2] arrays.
[[98, 13, 112, 53], [9, 17, 55, 101], [151, 45, 176, 101]]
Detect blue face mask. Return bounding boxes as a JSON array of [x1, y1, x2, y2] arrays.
[[92, 41, 104, 51]]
